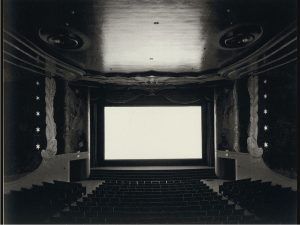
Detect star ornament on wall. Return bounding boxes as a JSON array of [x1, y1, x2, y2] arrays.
[[36, 96, 40, 100], [36, 111, 40, 116], [263, 109, 268, 114], [36, 144, 41, 150], [36, 127, 40, 133], [36, 81, 40, 86], [263, 94, 267, 99], [264, 125, 268, 131], [264, 142, 269, 148]]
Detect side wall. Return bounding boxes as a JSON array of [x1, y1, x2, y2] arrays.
[[4, 65, 90, 192], [215, 63, 297, 190]]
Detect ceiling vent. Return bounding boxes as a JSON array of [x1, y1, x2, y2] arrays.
[[39, 27, 89, 51], [219, 24, 263, 49]]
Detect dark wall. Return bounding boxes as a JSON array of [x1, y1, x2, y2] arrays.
[[215, 79, 251, 153], [54, 80, 89, 154], [54, 78, 65, 154], [236, 78, 250, 153], [4, 64, 89, 176], [258, 63, 297, 178], [64, 83, 88, 153], [4, 65, 45, 176], [215, 82, 235, 151], [216, 63, 297, 179]]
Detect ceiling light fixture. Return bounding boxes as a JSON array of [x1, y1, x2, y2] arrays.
[[39, 27, 90, 51], [219, 24, 263, 49]]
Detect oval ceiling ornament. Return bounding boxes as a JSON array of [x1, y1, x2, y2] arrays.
[[38, 27, 90, 51], [219, 24, 263, 50]]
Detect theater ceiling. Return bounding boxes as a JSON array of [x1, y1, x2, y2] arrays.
[[3, 0, 297, 87]]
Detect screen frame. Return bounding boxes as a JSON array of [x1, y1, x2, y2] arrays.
[[91, 102, 209, 167]]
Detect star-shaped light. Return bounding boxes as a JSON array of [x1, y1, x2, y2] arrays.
[[36, 127, 40, 133], [36, 111, 40, 116], [264, 142, 268, 148], [263, 80, 267, 84], [36, 144, 40, 150], [36, 96, 40, 101], [36, 81, 40, 86], [264, 125, 268, 131], [263, 94, 267, 99], [263, 109, 268, 114]]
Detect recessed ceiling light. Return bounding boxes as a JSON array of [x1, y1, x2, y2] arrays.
[[219, 24, 263, 50], [39, 27, 90, 51]]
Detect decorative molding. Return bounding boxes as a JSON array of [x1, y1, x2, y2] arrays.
[[83, 74, 223, 87], [232, 80, 240, 152], [3, 29, 85, 79], [41, 77, 58, 159], [220, 23, 297, 80], [3, 24, 296, 88], [247, 76, 263, 158]]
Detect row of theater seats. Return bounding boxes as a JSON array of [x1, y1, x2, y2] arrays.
[[52, 178, 257, 224], [219, 178, 297, 224], [4, 180, 86, 224], [89, 168, 217, 181]]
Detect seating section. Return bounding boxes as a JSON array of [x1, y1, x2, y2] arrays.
[[89, 168, 217, 181], [52, 169, 256, 224], [219, 178, 297, 224], [4, 180, 86, 224]]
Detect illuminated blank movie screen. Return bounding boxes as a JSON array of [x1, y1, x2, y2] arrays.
[[105, 106, 202, 160]]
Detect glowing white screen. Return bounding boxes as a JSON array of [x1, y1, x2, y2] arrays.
[[104, 107, 202, 160]]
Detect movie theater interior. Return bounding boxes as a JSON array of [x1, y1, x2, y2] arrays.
[[2, 0, 298, 223]]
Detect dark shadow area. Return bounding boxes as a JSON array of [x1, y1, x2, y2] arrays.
[[258, 63, 297, 179]]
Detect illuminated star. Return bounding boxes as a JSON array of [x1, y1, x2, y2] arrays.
[[263, 80, 267, 84], [264, 142, 268, 148], [264, 125, 268, 131], [263, 94, 267, 99], [36, 127, 40, 132], [36, 144, 40, 150], [263, 109, 268, 114], [36, 81, 40, 86], [36, 96, 40, 100], [36, 111, 40, 116]]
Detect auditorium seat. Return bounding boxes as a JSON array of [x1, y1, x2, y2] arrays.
[[4, 181, 86, 224], [51, 169, 257, 224], [219, 179, 297, 224]]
